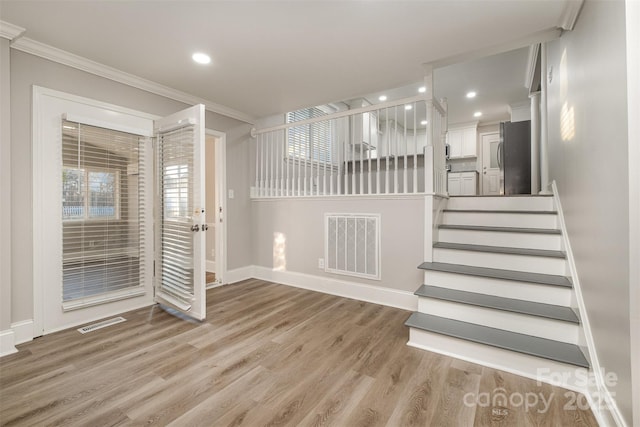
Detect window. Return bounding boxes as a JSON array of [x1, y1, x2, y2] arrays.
[[62, 167, 119, 220], [286, 106, 333, 163]]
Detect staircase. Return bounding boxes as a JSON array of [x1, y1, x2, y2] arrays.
[[406, 195, 590, 383]]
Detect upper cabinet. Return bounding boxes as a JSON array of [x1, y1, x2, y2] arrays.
[[447, 122, 478, 158]]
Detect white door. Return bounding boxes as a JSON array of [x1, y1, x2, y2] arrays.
[[154, 104, 207, 321], [481, 132, 502, 195]]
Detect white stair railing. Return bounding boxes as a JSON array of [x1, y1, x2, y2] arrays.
[[252, 95, 447, 198]]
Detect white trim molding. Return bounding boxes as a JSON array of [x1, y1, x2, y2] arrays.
[[525, 43, 540, 90], [552, 181, 627, 427], [0, 20, 25, 40], [252, 265, 417, 311], [225, 266, 256, 285], [558, 0, 585, 31], [11, 319, 34, 346], [10, 36, 255, 124], [0, 329, 17, 357]]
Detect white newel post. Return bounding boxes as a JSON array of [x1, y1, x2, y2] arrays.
[[539, 42, 552, 195], [423, 65, 434, 195], [530, 91, 541, 194]]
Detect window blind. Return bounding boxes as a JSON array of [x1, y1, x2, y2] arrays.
[[286, 106, 332, 163], [158, 125, 197, 307], [61, 120, 146, 302]]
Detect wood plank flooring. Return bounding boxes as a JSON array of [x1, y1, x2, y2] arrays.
[[0, 279, 598, 426]]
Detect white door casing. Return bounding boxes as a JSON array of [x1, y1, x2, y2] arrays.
[[481, 132, 502, 195], [33, 86, 210, 335]]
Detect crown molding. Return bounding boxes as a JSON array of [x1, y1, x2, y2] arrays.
[[0, 20, 25, 40], [558, 0, 584, 31], [525, 43, 540, 91], [11, 36, 255, 124]]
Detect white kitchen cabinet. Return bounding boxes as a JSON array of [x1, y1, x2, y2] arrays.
[[448, 171, 478, 195], [447, 123, 478, 159]]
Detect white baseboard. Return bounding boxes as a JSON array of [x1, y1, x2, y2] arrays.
[[11, 319, 34, 345], [0, 329, 17, 357], [225, 266, 255, 285], [252, 265, 417, 311], [206, 260, 216, 273]]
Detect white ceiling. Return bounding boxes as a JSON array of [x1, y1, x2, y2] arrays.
[[353, 47, 531, 126], [0, 1, 573, 121]]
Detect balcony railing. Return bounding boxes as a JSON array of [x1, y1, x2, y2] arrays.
[[252, 95, 447, 198]]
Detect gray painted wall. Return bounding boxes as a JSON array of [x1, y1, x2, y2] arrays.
[[1, 38, 12, 333], [251, 197, 424, 293], [9, 50, 250, 325], [546, 1, 632, 423]]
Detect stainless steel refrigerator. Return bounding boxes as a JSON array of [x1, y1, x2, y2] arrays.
[[499, 121, 531, 195]]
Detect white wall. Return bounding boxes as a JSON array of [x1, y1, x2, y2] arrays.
[[251, 197, 424, 293], [1, 38, 12, 335], [546, 1, 632, 423], [9, 49, 251, 327]]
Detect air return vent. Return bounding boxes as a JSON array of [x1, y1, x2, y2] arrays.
[[77, 316, 126, 334], [325, 213, 380, 280]]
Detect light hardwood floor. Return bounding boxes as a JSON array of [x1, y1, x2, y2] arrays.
[[0, 279, 598, 426]]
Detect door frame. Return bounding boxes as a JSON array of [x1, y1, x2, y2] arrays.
[[205, 128, 227, 287], [32, 86, 229, 337], [479, 131, 501, 195]]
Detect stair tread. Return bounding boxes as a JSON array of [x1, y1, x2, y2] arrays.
[[439, 224, 561, 235], [418, 262, 572, 288], [444, 209, 557, 214], [405, 312, 589, 368], [415, 285, 579, 323], [433, 242, 566, 258]]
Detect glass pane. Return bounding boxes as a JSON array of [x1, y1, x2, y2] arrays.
[[62, 168, 85, 219], [88, 171, 117, 218], [490, 141, 499, 168]]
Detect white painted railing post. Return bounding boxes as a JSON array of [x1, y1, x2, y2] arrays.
[[530, 91, 541, 194], [540, 42, 552, 195], [423, 65, 434, 194]]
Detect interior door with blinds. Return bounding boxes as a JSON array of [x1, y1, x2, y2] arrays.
[[154, 104, 207, 321]]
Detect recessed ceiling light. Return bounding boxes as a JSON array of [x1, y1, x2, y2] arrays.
[[418, 86, 426, 93], [421, 120, 428, 125], [192, 52, 211, 64], [473, 111, 482, 117], [378, 95, 387, 102], [466, 91, 477, 98], [405, 104, 413, 110]]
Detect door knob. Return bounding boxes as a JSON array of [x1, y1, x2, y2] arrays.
[[190, 224, 200, 232], [483, 172, 487, 174]]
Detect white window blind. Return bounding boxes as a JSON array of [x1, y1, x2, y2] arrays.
[[61, 120, 146, 302], [325, 213, 380, 280], [157, 125, 197, 308], [287, 106, 333, 163]]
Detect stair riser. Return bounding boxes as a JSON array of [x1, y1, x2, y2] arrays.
[[417, 298, 579, 343], [433, 248, 567, 276], [442, 212, 558, 229], [438, 229, 563, 251], [423, 270, 572, 305], [407, 328, 590, 390], [447, 196, 555, 211]]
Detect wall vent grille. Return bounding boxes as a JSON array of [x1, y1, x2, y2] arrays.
[[325, 213, 380, 280], [77, 316, 126, 334]]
